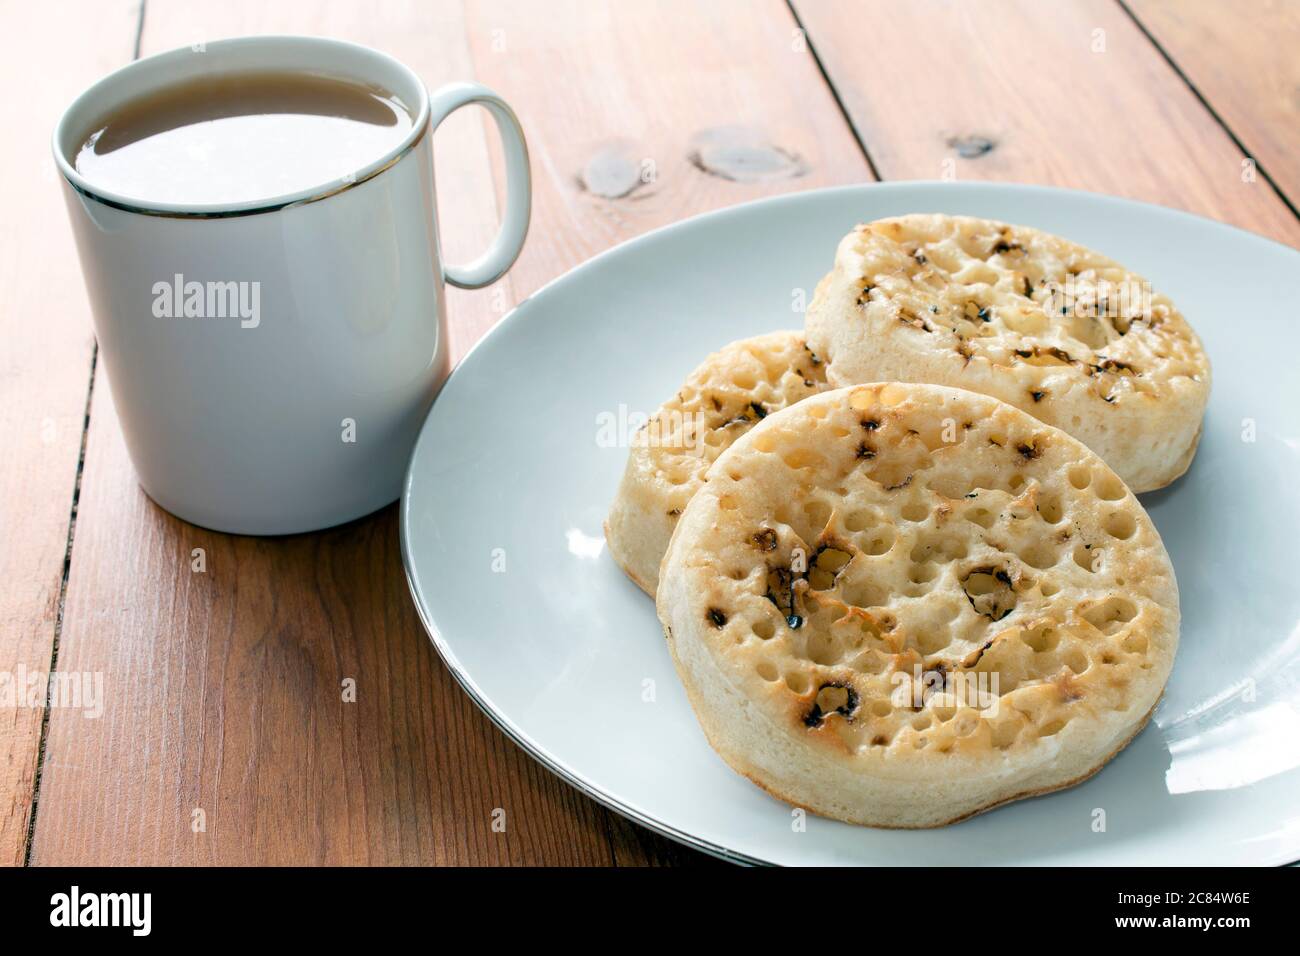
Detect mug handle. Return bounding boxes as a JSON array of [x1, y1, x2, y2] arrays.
[[427, 82, 531, 290]]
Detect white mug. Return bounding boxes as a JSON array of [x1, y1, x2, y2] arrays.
[[53, 36, 530, 534]]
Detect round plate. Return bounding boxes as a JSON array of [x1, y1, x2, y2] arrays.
[[401, 182, 1300, 865]]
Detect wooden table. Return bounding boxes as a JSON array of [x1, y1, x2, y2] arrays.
[[4, 0, 1298, 866]]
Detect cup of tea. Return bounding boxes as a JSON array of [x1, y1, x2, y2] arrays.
[[52, 36, 530, 534]]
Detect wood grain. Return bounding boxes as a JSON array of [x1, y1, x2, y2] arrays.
[[1126, 0, 1300, 214], [791, 0, 1300, 247], [31, 0, 870, 864], [29, 0, 607, 867], [458, 0, 874, 861], [460, 0, 873, 299], [0, 0, 138, 867]]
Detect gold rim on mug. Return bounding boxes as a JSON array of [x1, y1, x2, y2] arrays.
[[59, 120, 430, 220], [52, 36, 435, 220]]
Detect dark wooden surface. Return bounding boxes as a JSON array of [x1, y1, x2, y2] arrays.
[[4, 0, 1298, 865]]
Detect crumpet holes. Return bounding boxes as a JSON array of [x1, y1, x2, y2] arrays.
[[808, 567, 835, 590], [878, 384, 909, 406], [804, 499, 832, 531], [844, 509, 874, 533], [1104, 511, 1137, 539], [1021, 624, 1058, 652], [1036, 495, 1063, 524], [911, 533, 969, 563], [908, 563, 938, 584], [806, 634, 841, 666], [1095, 473, 1127, 501], [1016, 542, 1058, 570], [1074, 545, 1101, 572], [961, 566, 1017, 620], [901, 501, 930, 522], [783, 448, 825, 470], [666, 379, 1180, 777], [1083, 597, 1137, 635], [864, 531, 895, 555], [804, 681, 859, 727], [809, 547, 852, 590], [815, 683, 851, 712], [866, 460, 914, 489]]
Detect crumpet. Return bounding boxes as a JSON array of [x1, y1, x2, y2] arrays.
[[605, 331, 829, 594], [805, 215, 1210, 492], [657, 383, 1179, 827]]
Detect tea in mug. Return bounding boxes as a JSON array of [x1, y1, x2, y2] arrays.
[[73, 70, 415, 205]]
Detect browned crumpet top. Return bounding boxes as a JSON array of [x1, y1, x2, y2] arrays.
[[806, 215, 1210, 492], [657, 383, 1179, 827]]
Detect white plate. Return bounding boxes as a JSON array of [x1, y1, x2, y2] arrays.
[[401, 182, 1300, 865]]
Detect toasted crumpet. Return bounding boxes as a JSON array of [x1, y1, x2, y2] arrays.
[[657, 383, 1179, 827], [805, 215, 1210, 492], [605, 331, 829, 594]]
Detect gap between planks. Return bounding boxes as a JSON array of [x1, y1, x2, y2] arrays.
[[21, 0, 147, 867], [32, 0, 1296, 866], [783, 0, 882, 182], [1117, 0, 1300, 224]]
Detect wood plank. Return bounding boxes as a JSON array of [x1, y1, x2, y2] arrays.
[[1126, 0, 1300, 214], [461, 0, 872, 300], [0, 0, 139, 867], [28, 0, 605, 867], [32, 0, 871, 864], [791, 0, 1300, 247], [459, 0, 874, 864], [34, 420, 615, 864]]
